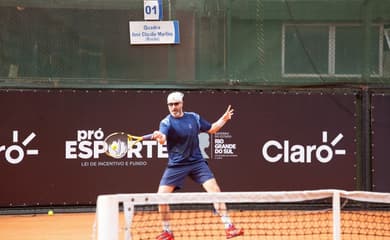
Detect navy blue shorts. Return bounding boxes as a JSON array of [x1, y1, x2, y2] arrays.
[[159, 161, 215, 190]]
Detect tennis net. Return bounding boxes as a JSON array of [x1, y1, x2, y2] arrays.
[[94, 189, 390, 240]]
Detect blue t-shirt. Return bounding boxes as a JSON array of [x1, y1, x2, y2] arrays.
[[159, 112, 212, 166]]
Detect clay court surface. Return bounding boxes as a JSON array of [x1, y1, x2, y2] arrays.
[[0, 212, 95, 240], [1, 209, 389, 240]]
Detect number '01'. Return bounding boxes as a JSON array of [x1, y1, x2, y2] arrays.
[[145, 5, 157, 15]]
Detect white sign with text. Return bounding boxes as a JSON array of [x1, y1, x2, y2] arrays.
[[129, 21, 180, 45]]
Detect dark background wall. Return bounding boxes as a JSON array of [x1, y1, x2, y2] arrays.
[[0, 89, 379, 207]]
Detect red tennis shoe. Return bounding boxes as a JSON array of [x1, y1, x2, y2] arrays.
[[226, 224, 244, 239], [156, 230, 174, 240]]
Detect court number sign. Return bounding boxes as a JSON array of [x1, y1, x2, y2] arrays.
[[144, 0, 163, 20]]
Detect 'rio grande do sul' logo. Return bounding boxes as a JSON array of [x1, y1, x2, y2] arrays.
[[262, 131, 346, 163]]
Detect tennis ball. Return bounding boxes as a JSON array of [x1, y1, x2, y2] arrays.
[[48, 210, 54, 216], [111, 142, 118, 151]]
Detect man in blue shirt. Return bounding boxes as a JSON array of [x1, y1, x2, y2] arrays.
[[153, 91, 244, 240]]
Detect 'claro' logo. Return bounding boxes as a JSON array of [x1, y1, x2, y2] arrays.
[[262, 131, 346, 163], [0, 130, 39, 164]]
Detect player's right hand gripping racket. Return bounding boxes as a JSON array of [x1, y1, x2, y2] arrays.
[[104, 132, 153, 159]]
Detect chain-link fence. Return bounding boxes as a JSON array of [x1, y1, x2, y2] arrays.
[[0, 0, 389, 88]]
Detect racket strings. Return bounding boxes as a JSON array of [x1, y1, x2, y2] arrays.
[[108, 139, 128, 158], [105, 132, 146, 159]]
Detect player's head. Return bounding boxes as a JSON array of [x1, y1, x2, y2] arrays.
[[167, 91, 184, 118]]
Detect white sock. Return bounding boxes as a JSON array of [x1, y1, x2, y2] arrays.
[[162, 221, 171, 232], [220, 215, 232, 229]]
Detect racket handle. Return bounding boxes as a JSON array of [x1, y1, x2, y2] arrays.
[[142, 133, 154, 140]]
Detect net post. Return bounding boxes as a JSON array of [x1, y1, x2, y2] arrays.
[[123, 201, 135, 240], [97, 195, 119, 240], [332, 190, 341, 240]]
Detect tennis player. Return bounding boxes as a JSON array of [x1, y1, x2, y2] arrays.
[[153, 91, 244, 240]]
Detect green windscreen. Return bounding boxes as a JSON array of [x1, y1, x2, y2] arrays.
[[0, 0, 389, 88]]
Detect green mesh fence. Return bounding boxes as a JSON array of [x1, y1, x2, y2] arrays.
[[0, 0, 389, 88]]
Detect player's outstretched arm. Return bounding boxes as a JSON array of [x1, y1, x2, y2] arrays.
[[208, 105, 234, 134]]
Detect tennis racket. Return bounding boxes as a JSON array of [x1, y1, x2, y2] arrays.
[[104, 132, 153, 159]]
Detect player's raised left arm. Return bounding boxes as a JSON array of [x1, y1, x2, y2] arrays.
[[208, 105, 234, 134]]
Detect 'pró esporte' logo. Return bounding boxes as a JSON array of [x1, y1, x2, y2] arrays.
[[262, 131, 346, 163], [0, 130, 39, 164], [65, 129, 167, 160]]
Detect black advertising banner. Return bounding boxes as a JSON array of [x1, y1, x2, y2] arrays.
[[371, 94, 390, 192], [0, 90, 357, 206]]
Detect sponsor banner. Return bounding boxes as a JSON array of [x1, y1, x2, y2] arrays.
[[0, 90, 357, 206], [371, 94, 390, 192], [186, 91, 357, 192]]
